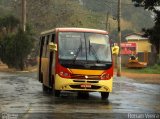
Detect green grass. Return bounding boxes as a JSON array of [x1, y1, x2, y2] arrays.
[[122, 64, 160, 74]]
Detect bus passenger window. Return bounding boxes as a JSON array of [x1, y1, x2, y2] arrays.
[[42, 36, 46, 58], [51, 34, 55, 43], [45, 35, 50, 58], [46, 35, 50, 45], [40, 36, 45, 58]]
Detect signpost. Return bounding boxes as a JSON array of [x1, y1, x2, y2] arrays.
[[121, 43, 137, 55]]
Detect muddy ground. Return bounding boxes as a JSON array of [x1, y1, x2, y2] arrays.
[[0, 72, 159, 119], [0, 64, 160, 119]]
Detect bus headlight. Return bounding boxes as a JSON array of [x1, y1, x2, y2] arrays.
[[59, 71, 70, 77], [101, 73, 111, 80], [57, 63, 72, 78]]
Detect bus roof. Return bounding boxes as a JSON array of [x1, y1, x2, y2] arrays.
[[40, 28, 108, 35]]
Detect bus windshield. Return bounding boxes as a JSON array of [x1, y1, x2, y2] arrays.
[[58, 32, 112, 69]]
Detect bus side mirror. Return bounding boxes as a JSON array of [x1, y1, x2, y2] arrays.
[[49, 42, 57, 51], [112, 46, 119, 55]]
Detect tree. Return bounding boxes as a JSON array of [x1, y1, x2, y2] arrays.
[[12, 29, 34, 70], [0, 15, 19, 34], [0, 28, 34, 70], [0, 15, 34, 70], [110, 29, 134, 43], [132, 0, 160, 55]]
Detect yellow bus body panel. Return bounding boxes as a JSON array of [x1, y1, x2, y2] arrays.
[[70, 69, 104, 75], [55, 74, 113, 92], [41, 58, 49, 87]]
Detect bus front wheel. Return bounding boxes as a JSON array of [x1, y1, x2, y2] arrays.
[[101, 92, 109, 100]]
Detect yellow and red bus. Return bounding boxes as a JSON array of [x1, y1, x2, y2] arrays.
[[38, 28, 114, 99]]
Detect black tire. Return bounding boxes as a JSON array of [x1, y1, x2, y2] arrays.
[[39, 72, 43, 83], [42, 84, 49, 92], [54, 90, 60, 97], [101, 92, 109, 100], [48, 87, 53, 93]]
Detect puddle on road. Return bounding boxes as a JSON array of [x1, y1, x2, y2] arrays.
[[0, 72, 160, 115]]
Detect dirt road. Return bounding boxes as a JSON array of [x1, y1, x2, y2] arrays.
[[121, 72, 160, 84], [0, 72, 160, 119]]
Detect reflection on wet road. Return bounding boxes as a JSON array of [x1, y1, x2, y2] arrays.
[[0, 72, 160, 119]]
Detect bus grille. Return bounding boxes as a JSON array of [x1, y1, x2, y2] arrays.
[[73, 80, 99, 83], [71, 74, 100, 80]]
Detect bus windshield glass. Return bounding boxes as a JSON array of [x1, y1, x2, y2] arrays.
[[58, 32, 112, 69]]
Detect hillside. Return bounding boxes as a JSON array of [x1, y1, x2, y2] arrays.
[[82, 0, 154, 30], [0, 0, 154, 41]]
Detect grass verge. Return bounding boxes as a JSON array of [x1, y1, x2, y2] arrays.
[[122, 64, 160, 74]]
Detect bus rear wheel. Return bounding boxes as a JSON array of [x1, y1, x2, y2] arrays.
[[54, 90, 60, 97], [43, 84, 49, 92], [101, 92, 109, 100]]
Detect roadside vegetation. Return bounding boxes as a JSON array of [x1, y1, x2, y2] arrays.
[[0, 0, 159, 71], [122, 64, 160, 74], [0, 15, 35, 70]]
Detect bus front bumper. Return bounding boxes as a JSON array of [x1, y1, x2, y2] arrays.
[[55, 74, 113, 92]]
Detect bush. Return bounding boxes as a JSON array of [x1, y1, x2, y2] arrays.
[[0, 29, 34, 70], [0, 15, 35, 70]]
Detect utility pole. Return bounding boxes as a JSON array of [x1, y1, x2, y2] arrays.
[[105, 2, 112, 32], [106, 12, 109, 31], [117, 0, 121, 77], [22, 0, 26, 32]]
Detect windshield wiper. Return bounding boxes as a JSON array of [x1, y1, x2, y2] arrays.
[[89, 42, 100, 63], [72, 38, 82, 63]]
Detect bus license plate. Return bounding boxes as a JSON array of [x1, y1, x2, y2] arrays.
[[80, 84, 91, 88]]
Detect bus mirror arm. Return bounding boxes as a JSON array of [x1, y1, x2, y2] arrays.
[[49, 42, 57, 51]]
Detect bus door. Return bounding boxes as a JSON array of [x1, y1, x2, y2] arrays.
[[39, 36, 45, 83], [41, 35, 50, 87], [48, 33, 56, 88]]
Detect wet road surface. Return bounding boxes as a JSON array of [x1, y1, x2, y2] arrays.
[[0, 72, 160, 119]]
